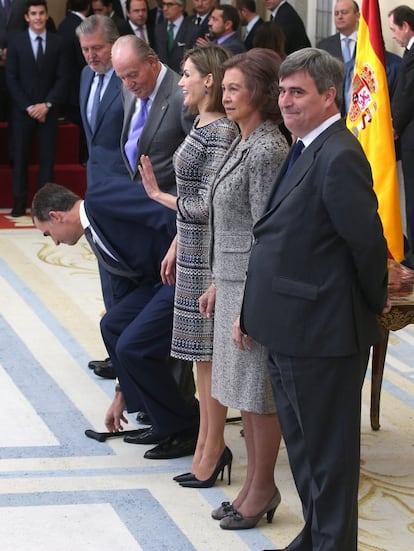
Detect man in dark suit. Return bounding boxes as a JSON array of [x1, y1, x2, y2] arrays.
[[154, 0, 199, 74], [57, 0, 90, 163], [91, 0, 132, 35], [76, 14, 128, 380], [5, 0, 67, 217], [126, 0, 155, 46], [389, 6, 414, 269], [95, 35, 197, 459], [318, 1, 401, 113], [264, 0, 310, 54], [236, 0, 262, 51], [198, 4, 245, 54], [236, 48, 388, 550], [190, 0, 216, 36]]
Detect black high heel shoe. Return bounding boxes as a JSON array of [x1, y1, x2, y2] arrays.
[[179, 446, 233, 488], [173, 472, 194, 483]]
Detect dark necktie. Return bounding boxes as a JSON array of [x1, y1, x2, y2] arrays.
[[403, 47, 410, 59], [270, 14, 274, 21], [167, 22, 175, 51], [90, 73, 104, 132], [124, 97, 149, 171], [196, 16, 201, 25], [285, 140, 305, 175], [157, 7, 164, 24], [270, 140, 305, 208], [36, 35, 44, 70]]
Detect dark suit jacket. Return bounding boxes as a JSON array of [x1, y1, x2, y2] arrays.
[[217, 32, 246, 55], [120, 66, 193, 186], [57, 12, 86, 109], [244, 17, 263, 50], [6, 30, 67, 110], [190, 10, 212, 36], [126, 19, 155, 47], [79, 66, 129, 186], [241, 119, 388, 357], [391, 47, 414, 149], [317, 32, 343, 60], [0, 0, 26, 48], [154, 17, 200, 74], [274, 2, 311, 55], [111, 13, 133, 36]]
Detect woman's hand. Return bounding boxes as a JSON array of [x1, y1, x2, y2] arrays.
[[161, 236, 177, 285], [232, 315, 253, 351], [138, 155, 161, 200], [199, 283, 216, 318], [104, 390, 128, 432]]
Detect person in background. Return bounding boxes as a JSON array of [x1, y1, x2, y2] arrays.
[[91, 0, 132, 35], [238, 48, 389, 550], [236, 0, 262, 51], [5, 0, 67, 217], [126, 0, 155, 47], [153, 0, 199, 74], [264, 0, 310, 55], [190, 0, 216, 36], [139, 44, 238, 487], [200, 48, 289, 529], [197, 4, 245, 55], [252, 20, 286, 58], [388, 5, 414, 269]]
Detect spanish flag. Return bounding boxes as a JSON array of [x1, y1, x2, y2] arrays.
[[346, 0, 403, 261]]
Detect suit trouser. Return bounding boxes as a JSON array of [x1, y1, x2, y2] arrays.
[[268, 350, 369, 551], [101, 279, 199, 435], [11, 108, 57, 201]]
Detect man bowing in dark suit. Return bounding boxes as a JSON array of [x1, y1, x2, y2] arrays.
[[236, 48, 389, 550], [5, 0, 67, 217], [88, 35, 198, 460]]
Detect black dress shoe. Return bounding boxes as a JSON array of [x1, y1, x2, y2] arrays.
[[136, 411, 151, 425], [11, 201, 26, 217], [88, 357, 111, 370], [144, 431, 197, 460], [123, 427, 164, 445], [93, 363, 116, 379]]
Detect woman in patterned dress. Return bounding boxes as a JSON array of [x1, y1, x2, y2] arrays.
[[199, 49, 290, 529], [139, 45, 238, 484]]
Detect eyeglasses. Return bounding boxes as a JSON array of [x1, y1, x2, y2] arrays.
[[162, 2, 179, 7]]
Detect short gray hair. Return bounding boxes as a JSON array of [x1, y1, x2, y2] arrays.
[[279, 47, 345, 110], [112, 34, 159, 62], [76, 14, 120, 44]]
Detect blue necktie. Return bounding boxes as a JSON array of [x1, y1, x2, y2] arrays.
[[270, 140, 305, 208], [285, 140, 305, 176], [125, 97, 149, 171], [343, 37, 352, 63], [90, 73, 104, 132]]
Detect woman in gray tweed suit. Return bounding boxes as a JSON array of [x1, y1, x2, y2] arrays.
[[200, 48, 289, 529]]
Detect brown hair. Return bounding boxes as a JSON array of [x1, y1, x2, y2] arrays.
[[222, 48, 282, 123], [183, 44, 232, 114]]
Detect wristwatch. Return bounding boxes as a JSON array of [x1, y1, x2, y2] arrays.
[[46, 102, 52, 109]]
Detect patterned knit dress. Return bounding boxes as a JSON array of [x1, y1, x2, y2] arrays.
[[171, 117, 238, 361]]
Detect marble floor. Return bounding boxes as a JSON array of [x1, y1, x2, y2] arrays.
[[0, 212, 413, 551]]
